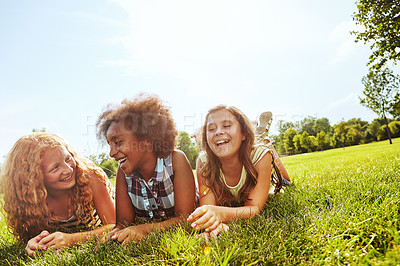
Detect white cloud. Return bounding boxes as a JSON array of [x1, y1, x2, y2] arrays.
[[70, 11, 129, 28], [324, 92, 359, 112], [103, 0, 310, 76], [329, 20, 364, 63]]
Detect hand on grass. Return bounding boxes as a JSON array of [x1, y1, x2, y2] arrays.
[[38, 231, 73, 249], [25, 230, 50, 256], [201, 223, 230, 241], [110, 225, 147, 246], [25, 231, 75, 256], [187, 205, 223, 233]]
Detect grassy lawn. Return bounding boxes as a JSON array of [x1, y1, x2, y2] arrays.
[[1, 138, 400, 265]]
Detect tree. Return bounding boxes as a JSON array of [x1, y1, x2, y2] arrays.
[[346, 118, 369, 133], [388, 121, 400, 138], [299, 117, 317, 136], [90, 153, 118, 179], [293, 134, 302, 153], [346, 127, 364, 145], [315, 118, 332, 134], [352, 0, 400, 69], [366, 120, 381, 141], [330, 133, 340, 148], [360, 67, 400, 144], [177, 131, 199, 169], [277, 121, 296, 135], [309, 136, 318, 151], [300, 131, 312, 152], [316, 131, 327, 151], [283, 128, 298, 155], [334, 121, 349, 147], [32, 127, 46, 132]]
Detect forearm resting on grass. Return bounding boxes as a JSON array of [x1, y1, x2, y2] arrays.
[[187, 204, 262, 232], [25, 224, 115, 256], [103, 216, 187, 246]]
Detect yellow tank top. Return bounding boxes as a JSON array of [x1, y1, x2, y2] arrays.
[[200, 144, 271, 200]]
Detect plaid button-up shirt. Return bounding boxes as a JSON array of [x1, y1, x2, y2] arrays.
[[125, 154, 175, 220]]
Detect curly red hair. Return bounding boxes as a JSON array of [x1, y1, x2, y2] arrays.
[[0, 133, 109, 242], [96, 93, 178, 158]]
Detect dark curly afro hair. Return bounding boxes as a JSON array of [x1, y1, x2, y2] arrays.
[[96, 93, 178, 158]]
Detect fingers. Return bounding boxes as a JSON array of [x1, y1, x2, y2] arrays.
[[100, 228, 120, 244], [43, 234, 65, 249], [112, 227, 141, 246], [209, 223, 230, 238], [38, 233, 56, 246], [110, 228, 123, 241], [187, 206, 208, 222], [205, 218, 221, 232], [112, 226, 147, 246], [200, 232, 210, 242], [25, 241, 46, 257], [95, 228, 121, 252], [120, 230, 134, 246], [190, 207, 220, 231], [39, 230, 50, 238], [25, 231, 51, 256], [194, 214, 218, 231]]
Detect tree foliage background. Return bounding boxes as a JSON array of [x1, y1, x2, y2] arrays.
[[352, 0, 400, 69], [360, 67, 400, 143], [176, 131, 199, 169], [272, 116, 400, 155], [90, 153, 118, 179]]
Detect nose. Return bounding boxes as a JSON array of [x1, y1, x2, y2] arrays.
[[62, 161, 74, 174], [215, 126, 224, 135], [109, 144, 117, 159]]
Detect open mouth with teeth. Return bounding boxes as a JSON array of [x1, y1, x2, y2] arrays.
[[216, 140, 229, 146], [60, 174, 74, 182], [117, 157, 127, 164]]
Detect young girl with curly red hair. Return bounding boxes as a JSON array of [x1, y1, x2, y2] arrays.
[[187, 105, 277, 238], [96, 94, 196, 245], [0, 133, 115, 256]]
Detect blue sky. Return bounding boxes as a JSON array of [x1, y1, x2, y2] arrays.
[[0, 0, 387, 161]]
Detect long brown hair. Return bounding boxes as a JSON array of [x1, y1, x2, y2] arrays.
[[200, 105, 258, 205], [0, 133, 109, 242]]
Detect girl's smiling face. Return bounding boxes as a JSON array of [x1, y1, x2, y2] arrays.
[[106, 121, 151, 175], [206, 109, 245, 160], [41, 146, 76, 192]]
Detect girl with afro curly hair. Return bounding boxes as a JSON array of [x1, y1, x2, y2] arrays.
[[96, 93, 196, 245], [0, 133, 115, 256]]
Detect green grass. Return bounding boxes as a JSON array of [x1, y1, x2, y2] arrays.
[[1, 138, 400, 265]]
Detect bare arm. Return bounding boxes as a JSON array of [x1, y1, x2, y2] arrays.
[[114, 167, 135, 228], [27, 224, 116, 256], [110, 150, 196, 245], [89, 172, 116, 225], [171, 150, 196, 217], [188, 152, 272, 231]]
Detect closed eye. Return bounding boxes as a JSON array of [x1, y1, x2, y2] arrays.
[[50, 165, 59, 173]]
